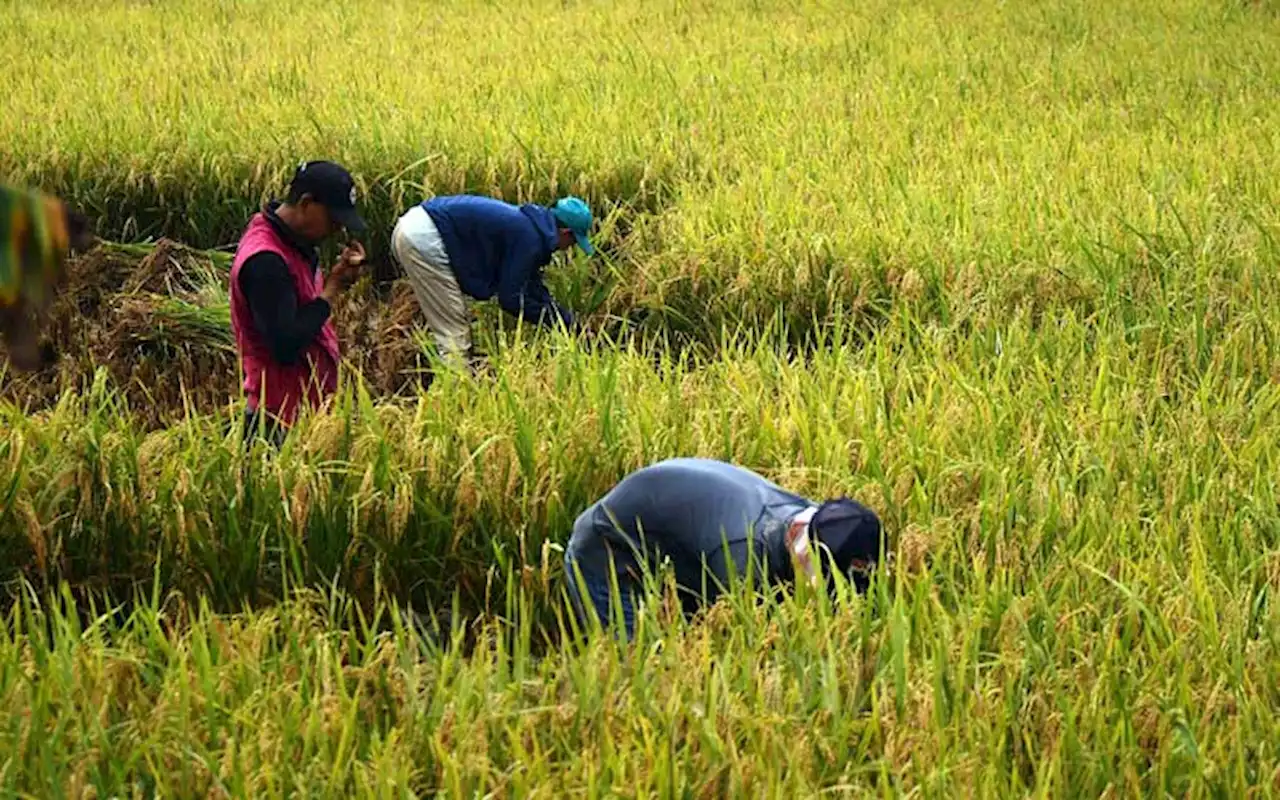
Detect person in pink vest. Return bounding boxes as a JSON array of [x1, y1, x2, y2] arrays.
[[230, 160, 367, 446]]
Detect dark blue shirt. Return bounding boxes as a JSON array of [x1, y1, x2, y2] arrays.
[[421, 195, 573, 328]]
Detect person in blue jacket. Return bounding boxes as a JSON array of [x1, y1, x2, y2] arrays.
[[390, 193, 595, 365], [563, 458, 886, 639]]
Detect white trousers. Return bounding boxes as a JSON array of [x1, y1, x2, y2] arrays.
[[390, 205, 471, 362]]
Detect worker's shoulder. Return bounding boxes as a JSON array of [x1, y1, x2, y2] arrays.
[[423, 194, 521, 217], [645, 456, 725, 468], [624, 457, 756, 484], [237, 250, 290, 284], [232, 248, 288, 286]]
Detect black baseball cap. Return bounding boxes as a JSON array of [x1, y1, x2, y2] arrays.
[[811, 497, 884, 591], [288, 160, 366, 232]]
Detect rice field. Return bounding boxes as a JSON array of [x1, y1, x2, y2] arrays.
[[2, 0, 1280, 795]]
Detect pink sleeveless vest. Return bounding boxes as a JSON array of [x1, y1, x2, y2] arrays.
[[229, 213, 340, 426]]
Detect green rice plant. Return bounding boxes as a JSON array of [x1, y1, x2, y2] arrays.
[[0, 548, 1276, 797], [112, 294, 234, 354], [3, 0, 1278, 344], [1, 0, 1279, 794], [1, 269, 1277, 617]]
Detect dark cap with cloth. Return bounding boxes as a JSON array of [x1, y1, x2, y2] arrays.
[[288, 160, 366, 232], [810, 497, 885, 591]]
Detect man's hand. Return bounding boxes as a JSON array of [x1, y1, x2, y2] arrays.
[[321, 241, 366, 302], [340, 240, 366, 269]]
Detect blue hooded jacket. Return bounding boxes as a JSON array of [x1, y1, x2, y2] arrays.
[[421, 195, 574, 328]]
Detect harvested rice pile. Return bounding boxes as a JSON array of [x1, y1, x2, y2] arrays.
[[0, 239, 429, 427]]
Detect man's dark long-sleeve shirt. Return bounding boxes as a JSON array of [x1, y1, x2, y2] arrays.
[[567, 458, 815, 600], [237, 202, 331, 366]]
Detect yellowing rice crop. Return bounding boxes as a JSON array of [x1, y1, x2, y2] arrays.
[[1, 0, 1279, 795]]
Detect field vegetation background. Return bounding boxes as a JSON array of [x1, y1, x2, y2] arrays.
[[2, 0, 1279, 795]]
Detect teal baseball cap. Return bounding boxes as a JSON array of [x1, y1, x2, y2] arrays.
[[552, 196, 595, 255]]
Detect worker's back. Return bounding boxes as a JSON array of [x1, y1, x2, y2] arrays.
[[568, 458, 816, 609], [419, 195, 558, 299]]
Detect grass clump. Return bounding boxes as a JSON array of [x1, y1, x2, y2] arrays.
[[1, 0, 1280, 795], [2, 280, 1277, 619], [3, 0, 1279, 343], [2, 561, 1278, 796]]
